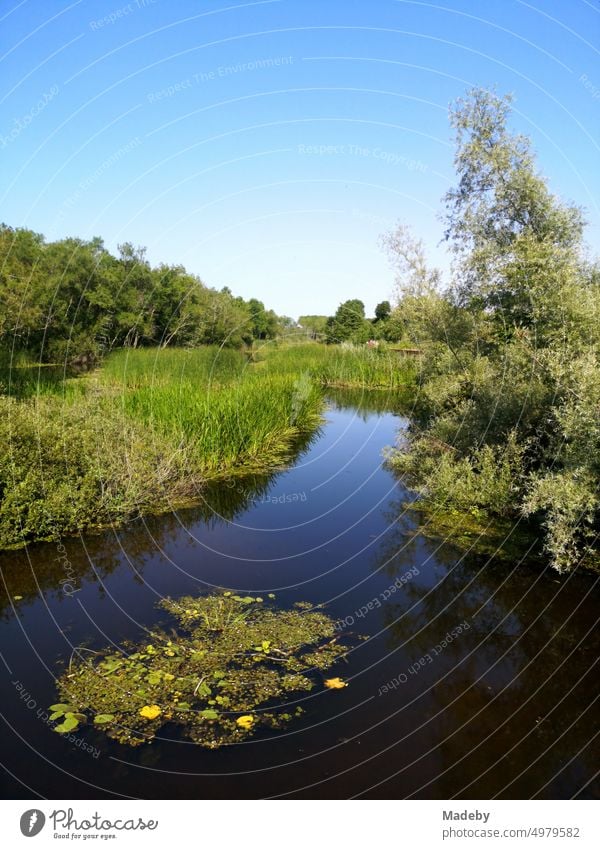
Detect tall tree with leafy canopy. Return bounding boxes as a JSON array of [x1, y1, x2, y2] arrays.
[[325, 299, 369, 344], [373, 301, 391, 323], [444, 88, 585, 342], [386, 87, 600, 573]]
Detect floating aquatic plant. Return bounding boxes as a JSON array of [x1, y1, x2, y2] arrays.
[[51, 593, 351, 748]]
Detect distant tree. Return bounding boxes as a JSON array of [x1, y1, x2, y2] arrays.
[[298, 315, 328, 338], [247, 298, 278, 340], [374, 300, 391, 323], [325, 299, 370, 344], [0, 226, 279, 358], [277, 315, 297, 333]]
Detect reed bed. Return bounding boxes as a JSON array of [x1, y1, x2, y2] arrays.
[[0, 342, 414, 548], [101, 346, 248, 389], [124, 373, 323, 476], [255, 343, 416, 388]]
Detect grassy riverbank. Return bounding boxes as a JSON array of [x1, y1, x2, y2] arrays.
[[0, 343, 414, 549]]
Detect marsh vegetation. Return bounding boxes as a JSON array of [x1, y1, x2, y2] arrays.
[[0, 343, 413, 549], [51, 592, 351, 749]]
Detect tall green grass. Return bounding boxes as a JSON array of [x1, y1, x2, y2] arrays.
[[103, 346, 325, 475], [255, 342, 416, 388], [101, 346, 247, 389], [0, 360, 86, 400], [0, 341, 415, 548], [124, 374, 323, 476]]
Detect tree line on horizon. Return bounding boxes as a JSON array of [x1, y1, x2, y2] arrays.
[[0, 225, 293, 363], [299, 299, 397, 344]]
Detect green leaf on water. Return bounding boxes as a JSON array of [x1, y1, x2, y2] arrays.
[[94, 714, 115, 725], [48, 703, 71, 713], [100, 658, 123, 675], [55, 715, 79, 733], [199, 709, 219, 720]]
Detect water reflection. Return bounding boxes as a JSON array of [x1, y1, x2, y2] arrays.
[[366, 496, 600, 799], [326, 386, 409, 418]]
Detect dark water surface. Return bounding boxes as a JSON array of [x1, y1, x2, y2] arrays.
[[1, 392, 598, 799]]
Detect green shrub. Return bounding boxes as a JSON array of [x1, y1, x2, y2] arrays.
[[389, 430, 526, 518]]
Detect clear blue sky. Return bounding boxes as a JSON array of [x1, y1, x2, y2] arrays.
[[1, 0, 598, 319]]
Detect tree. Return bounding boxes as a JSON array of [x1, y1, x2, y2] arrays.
[[0, 227, 284, 358], [325, 299, 369, 344], [298, 315, 327, 339], [246, 298, 275, 340], [384, 87, 600, 572], [443, 87, 584, 339], [373, 300, 391, 323]]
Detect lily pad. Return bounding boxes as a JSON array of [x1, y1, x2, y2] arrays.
[[55, 714, 79, 734], [94, 714, 115, 725]]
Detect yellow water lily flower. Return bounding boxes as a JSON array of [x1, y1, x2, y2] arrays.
[[139, 704, 161, 720], [236, 714, 255, 729], [324, 677, 347, 689]]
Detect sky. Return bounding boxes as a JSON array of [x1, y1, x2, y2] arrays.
[[1, 0, 599, 319]]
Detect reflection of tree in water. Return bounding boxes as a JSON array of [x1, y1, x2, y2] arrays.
[[0, 515, 180, 620], [370, 496, 600, 799], [0, 428, 321, 618], [325, 387, 410, 419], [197, 424, 319, 526]]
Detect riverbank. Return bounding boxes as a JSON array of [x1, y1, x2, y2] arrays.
[[0, 343, 414, 550]]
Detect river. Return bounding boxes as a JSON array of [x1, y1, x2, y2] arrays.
[[1, 391, 598, 799]]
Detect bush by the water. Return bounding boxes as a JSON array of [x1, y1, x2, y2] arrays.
[[384, 88, 600, 573]]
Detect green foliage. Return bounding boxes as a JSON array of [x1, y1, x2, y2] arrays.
[[0, 343, 413, 549], [443, 87, 584, 330], [255, 343, 416, 389], [100, 346, 247, 389], [384, 87, 600, 572], [0, 394, 188, 548], [390, 431, 526, 518], [247, 298, 279, 340], [325, 299, 371, 344], [522, 471, 597, 573], [0, 225, 290, 361], [298, 315, 328, 339], [51, 592, 350, 748], [374, 301, 391, 322], [123, 372, 323, 476]]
